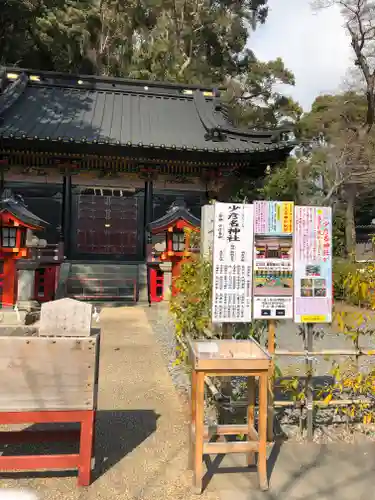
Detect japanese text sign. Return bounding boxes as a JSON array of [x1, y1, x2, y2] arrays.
[[254, 201, 294, 236], [212, 202, 254, 323], [294, 206, 332, 323]]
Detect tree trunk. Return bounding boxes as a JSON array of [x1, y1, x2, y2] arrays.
[[296, 160, 305, 205], [345, 185, 357, 261]]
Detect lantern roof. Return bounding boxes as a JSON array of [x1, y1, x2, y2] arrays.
[[149, 199, 200, 233], [0, 189, 48, 229]]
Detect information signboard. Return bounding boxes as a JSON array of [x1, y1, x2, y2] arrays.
[[294, 206, 332, 323], [211, 202, 254, 323]]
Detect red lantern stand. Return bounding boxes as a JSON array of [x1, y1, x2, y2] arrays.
[[161, 220, 198, 296], [148, 202, 200, 301], [0, 210, 35, 307], [0, 202, 95, 487]]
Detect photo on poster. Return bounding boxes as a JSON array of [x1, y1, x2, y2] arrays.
[[253, 236, 293, 297]]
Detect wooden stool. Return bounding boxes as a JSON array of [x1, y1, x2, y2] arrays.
[[189, 340, 271, 494]]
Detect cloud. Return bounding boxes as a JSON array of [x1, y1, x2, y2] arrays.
[[248, 0, 353, 110]]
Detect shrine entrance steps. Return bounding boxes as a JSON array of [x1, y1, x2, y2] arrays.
[[60, 262, 144, 304]]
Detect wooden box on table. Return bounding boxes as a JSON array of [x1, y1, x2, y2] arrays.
[[0, 298, 100, 487]]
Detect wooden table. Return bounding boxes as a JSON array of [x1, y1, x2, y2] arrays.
[[0, 409, 95, 486], [189, 339, 271, 494]]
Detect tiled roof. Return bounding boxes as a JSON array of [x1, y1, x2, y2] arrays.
[[0, 69, 295, 156], [149, 200, 200, 232]]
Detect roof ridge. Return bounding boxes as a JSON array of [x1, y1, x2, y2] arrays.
[[4, 67, 220, 94], [28, 80, 202, 101], [0, 72, 28, 118]]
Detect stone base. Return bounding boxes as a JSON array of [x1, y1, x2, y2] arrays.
[[138, 263, 149, 302], [16, 299, 40, 313], [55, 262, 71, 299], [0, 324, 38, 336]]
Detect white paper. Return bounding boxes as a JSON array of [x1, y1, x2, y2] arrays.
[[196, 342, 219, 354], [253, 296, 293, 319]]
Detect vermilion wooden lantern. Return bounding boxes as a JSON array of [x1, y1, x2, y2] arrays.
[[148, 201, 200, 299], [0, 191, 46, 307]]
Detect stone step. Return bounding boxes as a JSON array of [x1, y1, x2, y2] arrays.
[[63, 261, 147, 302], [69, 262, 139, 276]]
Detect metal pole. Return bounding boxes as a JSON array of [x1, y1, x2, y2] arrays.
[[220, 322, 233, 424], [305, 323, 314, 440], [62, 174, 72, 258], [144, 179, 153, 306]]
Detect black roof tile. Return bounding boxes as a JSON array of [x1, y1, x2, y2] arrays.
[[0, 69, 295, 156], [0, 190, 48, 229]]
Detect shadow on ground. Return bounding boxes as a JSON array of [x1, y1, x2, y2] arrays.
[[0, 409, 159, 483], [203, 439, 282, 493], [208, 441, 375, 500]]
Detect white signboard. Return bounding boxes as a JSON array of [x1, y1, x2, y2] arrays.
[[253, 296, 293, 319], [294, 206, 333, 323], [212, 202, 254, 323]]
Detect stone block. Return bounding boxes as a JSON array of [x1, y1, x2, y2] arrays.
[[39, 297, 92, 337]]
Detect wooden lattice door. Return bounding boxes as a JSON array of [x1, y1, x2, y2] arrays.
[[76, 192, 138, 256]]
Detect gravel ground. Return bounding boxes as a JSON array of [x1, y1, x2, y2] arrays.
[[144, 303, 191, 400], [1, 305, 373, 500]]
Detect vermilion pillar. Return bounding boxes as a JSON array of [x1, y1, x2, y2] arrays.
[[2, 259, 17, 307]]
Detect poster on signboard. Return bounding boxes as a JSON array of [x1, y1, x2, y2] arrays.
[[212, 202, 254, 323], [294, 206, 332, 324], [253, 236, 293, 296], [252, 201, 294, 319], [254, 201, 293, 236]]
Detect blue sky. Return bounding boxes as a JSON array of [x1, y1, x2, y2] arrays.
[[249, 0, 353, 110]]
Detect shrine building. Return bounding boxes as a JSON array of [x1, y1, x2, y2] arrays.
[[0, 68, 294, 306]]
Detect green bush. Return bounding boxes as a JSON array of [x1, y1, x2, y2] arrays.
[[169, 256, 214, 363], [333, 259, 360, 302]]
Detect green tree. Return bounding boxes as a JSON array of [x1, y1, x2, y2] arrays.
[[0, 1, 96, 71], [299, 92, 375, 257], [260, 158, 301, 202], [310, 1, 375, 257], [1, 0, 270, 79], [223, 58, 303, 128]]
